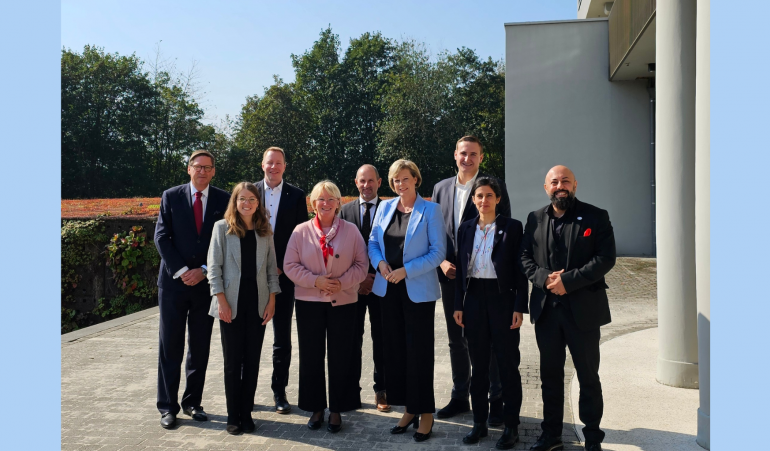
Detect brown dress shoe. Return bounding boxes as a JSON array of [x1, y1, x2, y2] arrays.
[[375, 391, 391, 412]]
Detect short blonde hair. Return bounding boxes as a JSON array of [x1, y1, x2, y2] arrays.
[[309, 180, 342, 215], [387, 159, 422, 192], [262, 146, 286, 163]]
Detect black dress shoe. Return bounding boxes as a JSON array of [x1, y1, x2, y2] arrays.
[[413, 415, 433, 442], [496, 427, 519, 450], [327, 412, 342, 433], [585, 443, 603, 451], [226, 424, 242, 435], [182, 406, 208, 421], [462, 422, 489, 444], [530, 433, 564, 451], [488, 398, 504, 427], [241, 418, 256, 433], [274, 394, 292, 414], [307, 411, 325, 430], [160, 412, 176, 429], [390, 414, 419, 434], [437, 398, 470, 419]]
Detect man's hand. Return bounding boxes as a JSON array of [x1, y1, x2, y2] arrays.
[[546, 269, 566, 296], [511, 312, 524, 329], [181, 268, 205, 286], [453, 311, 464, 328], [440, 260, 456, 279], [358, 273, 375, 295], [386, 267, 407, 284]]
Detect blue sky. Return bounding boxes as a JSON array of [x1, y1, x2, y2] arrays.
[[61, 0, 574, 124]]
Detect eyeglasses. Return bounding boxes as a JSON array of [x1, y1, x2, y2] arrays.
[[191, 165, 214, 173], [315, 197, 339, 204], [238, 197, 258, 204]]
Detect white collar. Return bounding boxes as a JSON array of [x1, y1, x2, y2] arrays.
[[359, 195, 378, 205], [455, 171, 479, 188], [264, 179, 284, 191], [190, 182, 210, 198]]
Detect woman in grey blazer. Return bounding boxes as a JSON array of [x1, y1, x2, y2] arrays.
[[207, 182, 281, 435]]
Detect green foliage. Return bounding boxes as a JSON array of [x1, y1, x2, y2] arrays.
[[61, 219, 107, 333], [106, 226, 160, 299]]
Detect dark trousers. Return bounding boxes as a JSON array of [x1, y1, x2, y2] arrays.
[[464, 279, 523, 428], [295, 300, 361, 413], [440, 280, 502, 401], [220, 280, 266, 426], [270, 274, 295, 396], [352, 291, 386, 394], [157, 287, 215, 415], [535, 302, 604, 443], [380, 282, 436, 414]]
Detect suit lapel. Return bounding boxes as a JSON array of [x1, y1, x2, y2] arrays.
[[182, 184, 198, 236], [404, 196, 425, 251], [565, 200, 583, 270], [203, 187, 220, 227], [226, 233, 241, 271], [275, 184, 291, 228], [353, 200, 362, 230], [491, 216, 504, 260], [255, 231, 267, 274], [537, 207, 549, 268], [378, 199, 397, 248]]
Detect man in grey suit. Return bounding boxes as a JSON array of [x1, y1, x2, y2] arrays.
[[340, 164, 390, 412], [430, 136, 511, 424]]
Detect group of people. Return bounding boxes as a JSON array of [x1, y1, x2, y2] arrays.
[[153, 136, 616, 451]]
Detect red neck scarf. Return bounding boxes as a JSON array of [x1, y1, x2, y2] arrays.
[[313, 216, 339, 265]]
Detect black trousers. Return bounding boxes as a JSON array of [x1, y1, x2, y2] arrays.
[[270, 273, 295, 396], [352, 291, 386, 394], [464, 279, 523, 428], [535, 302, 604, 443], [295, 300, 361, 413], [157, 286, 214, 415], [440, 280, 502, 401], [380, 282, 436, 414], [220, 280, 266, 426]]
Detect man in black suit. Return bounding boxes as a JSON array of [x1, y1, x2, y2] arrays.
[[430, 136, 511, 423], [254, 146, 308, 414], [519, 165, 616, 451], [340, 164, 390, 413], [155, 149, 231, 429]]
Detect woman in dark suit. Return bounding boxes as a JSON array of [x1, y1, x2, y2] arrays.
[[452, 177, 528, 450], [207, 182, 281, 435], [368, 159, 446, 443]]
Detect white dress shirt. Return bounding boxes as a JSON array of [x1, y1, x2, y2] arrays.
[[454, 171, 479, 243], [469, 222, 497, 279], [359, 196, 378, 227], [173, 182, 210, 279], [264, 179, 284, 232]]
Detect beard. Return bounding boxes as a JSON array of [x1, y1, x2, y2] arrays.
[[550, 190, 576, 211]]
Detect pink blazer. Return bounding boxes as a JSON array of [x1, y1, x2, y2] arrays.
[[283, 217, 369, 305]]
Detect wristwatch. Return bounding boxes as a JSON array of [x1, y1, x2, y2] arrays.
[[201, 267, 208, 277]]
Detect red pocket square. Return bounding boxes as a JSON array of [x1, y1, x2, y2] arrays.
[[583, 228, 592, 237]]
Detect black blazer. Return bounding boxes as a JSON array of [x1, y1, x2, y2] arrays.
[[340, 197, 382, 274], [454, 215, 528, 314], [155, 183, 231, 292], [519, 199, 616, 331], [255, 180, 307, 269], [431, 174, 511, 283]]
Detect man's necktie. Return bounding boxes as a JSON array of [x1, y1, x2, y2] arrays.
[[362, 202, 372, 240], [193, 192, 203, 235]]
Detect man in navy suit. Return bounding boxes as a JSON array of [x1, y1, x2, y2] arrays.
[[430, 136, 511, 424], [155, 150, 231, 429], [254, 147, 308, 414]]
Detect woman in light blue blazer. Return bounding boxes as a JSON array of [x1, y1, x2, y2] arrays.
[[368, 159, 446, 443]]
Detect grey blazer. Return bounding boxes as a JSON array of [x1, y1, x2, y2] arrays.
[[206, 219, 281, 320]]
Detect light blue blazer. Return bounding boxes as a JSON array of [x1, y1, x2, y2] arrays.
[[368, 195, 446, 302]]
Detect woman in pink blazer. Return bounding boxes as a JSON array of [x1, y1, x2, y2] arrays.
[[283, 180, 369, 433]]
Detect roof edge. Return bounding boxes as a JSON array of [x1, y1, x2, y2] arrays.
[[504, 18, 608, 27]]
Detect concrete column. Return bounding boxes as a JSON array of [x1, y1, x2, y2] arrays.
[[655, 0, 699, 388], [695, 0, 710, 448]]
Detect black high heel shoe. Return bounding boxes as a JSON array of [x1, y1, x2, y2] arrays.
[[413, 415, 433, 442], [327, 412, 342, 433], [390, 414, 419, 434]]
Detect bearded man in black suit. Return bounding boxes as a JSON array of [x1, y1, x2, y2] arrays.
[[519, 165, 616, 451]]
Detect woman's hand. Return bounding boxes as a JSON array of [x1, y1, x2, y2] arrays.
[[315, 275, 341, 295], [326, 279, 342, 294], [386, 267, 407, 284], [511, 312, 524, 329], [262, 295, 276, 325], [453, 311, 464, 328], [217, 295, 232, 323], [378, 261, 393, 278]]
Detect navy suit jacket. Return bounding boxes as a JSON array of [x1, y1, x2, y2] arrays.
[[454, 215, 528, 314], [254, 180, 307, 270], [155, 183, 231, 292], [431, 173, 511, 283]]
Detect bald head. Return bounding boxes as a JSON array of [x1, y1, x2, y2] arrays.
[[544, 165, 577, 213], [355, 164, 382, 202]]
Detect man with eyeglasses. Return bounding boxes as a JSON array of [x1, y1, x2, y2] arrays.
[[254, 146, 308, 414], [154, 149, 231, 430]]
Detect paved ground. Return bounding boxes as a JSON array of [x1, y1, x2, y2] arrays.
[[62, 258, 658, 451]]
